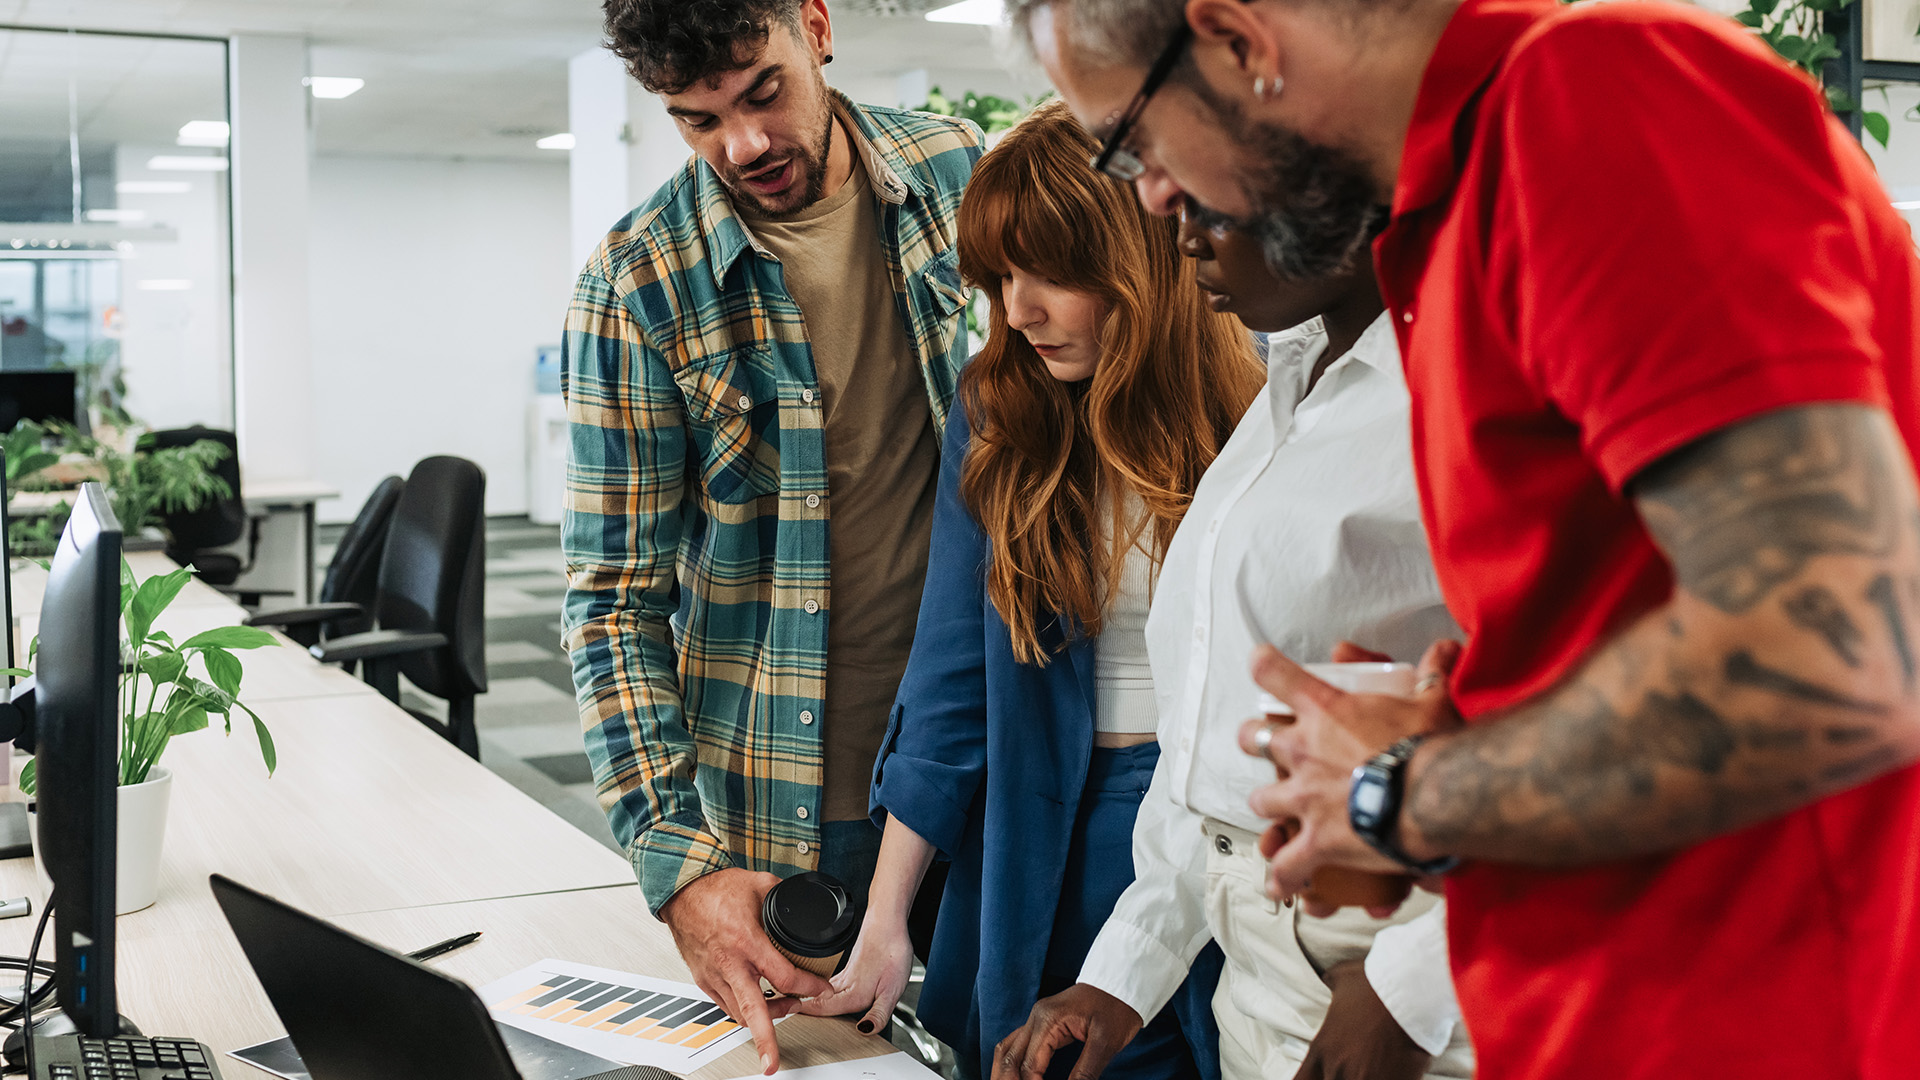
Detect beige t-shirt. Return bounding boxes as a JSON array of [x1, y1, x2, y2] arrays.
[[741, 145, 940, 823]]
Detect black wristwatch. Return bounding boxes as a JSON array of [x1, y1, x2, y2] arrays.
[[1349, 734, 1460, 876]]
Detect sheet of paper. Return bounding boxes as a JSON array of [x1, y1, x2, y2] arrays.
[[720, 1051, 942, 1080], [228, 1037, 310, 1080], [477, 958, 758, 1070]]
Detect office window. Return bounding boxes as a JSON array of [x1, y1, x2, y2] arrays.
[[0, 27, 232, 431]]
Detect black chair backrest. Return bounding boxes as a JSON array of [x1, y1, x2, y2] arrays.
[[319, 475, 405, 636], [376, 456, 486, 699], [144, 426, 246, 550]]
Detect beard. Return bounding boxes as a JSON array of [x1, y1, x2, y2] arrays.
[[1193, 81, 1386, 281], [719, 72, 836, 217]]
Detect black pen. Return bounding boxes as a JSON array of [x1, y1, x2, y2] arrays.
[[407, 931, 482, 961]]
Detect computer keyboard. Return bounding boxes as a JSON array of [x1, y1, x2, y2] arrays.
[[28, 1035, 223, 1080]]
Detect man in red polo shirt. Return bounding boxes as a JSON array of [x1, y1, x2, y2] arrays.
[[998, 0, 1920, 1078]]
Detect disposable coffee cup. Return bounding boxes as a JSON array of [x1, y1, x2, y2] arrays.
[[1256, 662, 1417, 909], [761, 871, 861, 977]]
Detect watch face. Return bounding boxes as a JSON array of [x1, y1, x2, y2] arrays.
[[1352, 780, 1387, 822]]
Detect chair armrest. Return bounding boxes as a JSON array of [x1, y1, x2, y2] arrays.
[[310, 629, 448, 666], [245, 602, 365, 630]]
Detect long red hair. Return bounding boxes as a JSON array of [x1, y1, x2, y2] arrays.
[[957, 99, 1262, 665]]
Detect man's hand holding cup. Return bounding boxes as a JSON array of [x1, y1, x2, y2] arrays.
[[1238, 639, 1465, 918]]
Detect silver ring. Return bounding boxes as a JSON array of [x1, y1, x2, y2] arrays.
[[1415, 673, 1445, 694], [1251, 722, 1276, 752]]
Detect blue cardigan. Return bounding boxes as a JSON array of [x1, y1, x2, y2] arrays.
[[870, 402, 1098, 1067]]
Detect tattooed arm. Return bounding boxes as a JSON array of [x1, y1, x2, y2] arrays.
[[1394, 402, 1920, 865]]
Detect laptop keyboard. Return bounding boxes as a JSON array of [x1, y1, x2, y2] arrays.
[[30, 1035, 222, 1080]]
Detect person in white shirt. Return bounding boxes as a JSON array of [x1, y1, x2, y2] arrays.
[[993, 200, 1473, 1080]]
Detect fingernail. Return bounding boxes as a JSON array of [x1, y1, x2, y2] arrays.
[[856, 1020, 874, 1035], [762, 1054, 773, 1074]]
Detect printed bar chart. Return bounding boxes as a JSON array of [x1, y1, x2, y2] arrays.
[[495, 974, 741, 1048], [480, 959, 759, 1070]]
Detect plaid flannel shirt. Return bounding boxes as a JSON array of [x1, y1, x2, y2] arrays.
[[562, 95, 983, 914]]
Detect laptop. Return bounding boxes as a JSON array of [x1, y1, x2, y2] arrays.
[[211, 874, 681, 1080]]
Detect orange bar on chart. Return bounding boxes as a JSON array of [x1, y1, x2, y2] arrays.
[[683, 1022, 739, 1050], [658, 1024, 704, 1047], [577, 1002, 630, 1028], [495, 986, 552, 1012]]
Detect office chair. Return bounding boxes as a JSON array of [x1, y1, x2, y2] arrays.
[[245, 475, 405, 649], [309, 457, 489, 758], [144, 426, 252, 587]]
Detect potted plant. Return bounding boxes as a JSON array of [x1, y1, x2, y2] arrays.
[[22, 560, 278, 914], [6, 422, 231, 559]]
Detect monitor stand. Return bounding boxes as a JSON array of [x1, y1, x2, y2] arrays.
[[0, 802, 30, 860], [2, 1011, 143, 1068]]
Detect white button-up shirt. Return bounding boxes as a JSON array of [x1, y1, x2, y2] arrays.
[[1077, 315, 1468, 1060]]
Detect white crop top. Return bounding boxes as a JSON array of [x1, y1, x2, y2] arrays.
[[1094, 524, 1159, 735]]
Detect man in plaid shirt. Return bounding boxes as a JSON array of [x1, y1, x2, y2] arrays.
[[560, 0, 982, 1065]]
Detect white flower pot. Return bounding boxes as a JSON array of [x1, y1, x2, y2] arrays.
[[30, 767, 173, 916]]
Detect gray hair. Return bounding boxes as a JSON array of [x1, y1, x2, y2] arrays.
[[1007, 0, 1187, 70]]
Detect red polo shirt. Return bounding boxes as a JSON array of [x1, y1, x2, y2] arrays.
[[1377, 1, 1920, 1076]]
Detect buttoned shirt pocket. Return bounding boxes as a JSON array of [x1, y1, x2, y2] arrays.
[[672, 343, 781, 505], [914, 247, 970, 360]]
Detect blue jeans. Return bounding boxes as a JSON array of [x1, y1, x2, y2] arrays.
[[1037, 743, 1222, 1080]]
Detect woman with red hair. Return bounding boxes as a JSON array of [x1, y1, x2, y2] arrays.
[[798, 99, 1260, 1080]]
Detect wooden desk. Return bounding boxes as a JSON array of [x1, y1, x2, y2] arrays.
[[0, 555, 896, 1079], [0, 887, 888, 1080]]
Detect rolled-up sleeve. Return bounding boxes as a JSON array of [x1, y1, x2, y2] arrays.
[[1077, 760, 1214, 1020], [1364, 900, 1462, 1057], [870, 405, 989, 856], [561, 266, 732, 915]]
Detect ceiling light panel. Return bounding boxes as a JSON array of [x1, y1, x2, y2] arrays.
[[925, 0, 1005, 23], [177, 120, 230, 147], [307, 76, 365, 99], [536, 133, 575, 150]]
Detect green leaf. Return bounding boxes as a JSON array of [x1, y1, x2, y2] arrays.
[[119, 558, 136, 612], [141, 651, 186, 687], [181, 626, 279, 651], [202, 647, 242, 698], [169, 705, 209, 736], [240, 701, 277, 777], [1751, 0, 1781, 14], [26, 637, 37, 664], [126, 567, 193, 644], [177, 674, 235, 712], [1734, 10, 1766, 26], [1828, 85, 1861, 113], [18, 758, 34, 796], [1773, 33, 1810, 64], [0, 668, 28, 679], [1865, 109, 1892, 149]]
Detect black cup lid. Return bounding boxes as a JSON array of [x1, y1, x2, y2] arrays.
[[761, 872, 861, 957]]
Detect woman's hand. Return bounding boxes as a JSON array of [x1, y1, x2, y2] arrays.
[[792, 917, 916, 1035]]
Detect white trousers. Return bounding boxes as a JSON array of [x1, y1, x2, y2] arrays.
[[1201, 820, 1473, 1080]]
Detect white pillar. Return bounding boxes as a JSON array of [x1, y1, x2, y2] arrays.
[[568, 48, 633, 271], [625, 83, 687, 211], [227, 34, 313, 483]]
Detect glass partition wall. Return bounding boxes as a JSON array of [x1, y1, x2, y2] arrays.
[[0, 27, 232, 432]]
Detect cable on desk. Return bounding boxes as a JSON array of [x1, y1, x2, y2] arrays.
[[0, 955, 55, 1028], [17, 889, 52, 1078]]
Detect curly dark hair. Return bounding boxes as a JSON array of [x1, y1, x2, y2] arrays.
[[603, 0, 806, 95]]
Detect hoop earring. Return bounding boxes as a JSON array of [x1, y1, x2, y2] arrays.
[[1253, 75, 1283, 101]]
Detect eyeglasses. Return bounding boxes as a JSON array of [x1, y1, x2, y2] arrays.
[[1088, 22, 1195, 183]]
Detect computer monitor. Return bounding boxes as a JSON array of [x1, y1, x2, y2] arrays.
[[0, 372, 77, 433], [32, 482, 121, 1037]]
